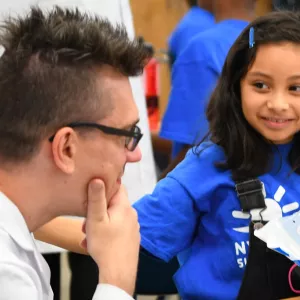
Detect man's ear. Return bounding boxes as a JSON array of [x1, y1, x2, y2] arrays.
[[51, 127, 78, 174]]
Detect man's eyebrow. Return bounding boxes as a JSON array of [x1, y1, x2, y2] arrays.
[[121, 118, 140, 130]]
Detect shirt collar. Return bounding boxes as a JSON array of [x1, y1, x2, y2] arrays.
[[0, 191, 35, 251], [0, 192, 53, 295]]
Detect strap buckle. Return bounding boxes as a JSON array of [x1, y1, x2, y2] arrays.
[[235, 179, 266, 212]]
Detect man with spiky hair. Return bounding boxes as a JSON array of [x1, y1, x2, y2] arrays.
[[0, 6, 149, 300]]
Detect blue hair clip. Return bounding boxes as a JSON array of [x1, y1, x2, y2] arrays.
[[249, 27, 255, 48]]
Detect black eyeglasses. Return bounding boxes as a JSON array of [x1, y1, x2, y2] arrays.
[[49, 122, 143, 151]]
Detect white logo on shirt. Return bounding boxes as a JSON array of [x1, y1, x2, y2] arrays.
[[232, 185, 299, 233]]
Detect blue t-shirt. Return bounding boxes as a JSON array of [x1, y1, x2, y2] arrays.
[[168, 7, 214, 63], [161, 19, 249, 158], [133, 142, 300, 299]]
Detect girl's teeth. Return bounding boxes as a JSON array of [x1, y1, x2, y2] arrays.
[[265, 118, 288, 123]]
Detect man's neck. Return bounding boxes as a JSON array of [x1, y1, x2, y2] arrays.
[[214, 6, 255, 23], [0, 173, 55, 232]]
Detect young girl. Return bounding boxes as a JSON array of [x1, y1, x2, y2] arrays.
[[133, 10, 300, 300], [35, 10, 300, 300]]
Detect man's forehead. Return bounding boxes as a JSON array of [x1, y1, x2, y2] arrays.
[[112, 103, 139, 129], [100, 93, 139, 129], [95, 67, 138, 125], [121, 118, 140, 130]]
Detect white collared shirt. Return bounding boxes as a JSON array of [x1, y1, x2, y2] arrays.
[[0, 193, 134, 300]]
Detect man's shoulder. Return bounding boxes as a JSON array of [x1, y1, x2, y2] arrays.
[[0, 228, 31, 265], [0, 229, 50, 299], [0, 227, 52, 297], [0, 226, 40, 272]]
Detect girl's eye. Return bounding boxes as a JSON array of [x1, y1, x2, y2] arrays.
[[289, 85, 300, 92], [253, 81, 269, 89]]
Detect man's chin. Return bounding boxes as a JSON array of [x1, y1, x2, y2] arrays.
[[107, 186, 121, 204], [69, 202, 87, 218]]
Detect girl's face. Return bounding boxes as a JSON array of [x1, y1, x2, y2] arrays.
[[241, 42, 300, 144]]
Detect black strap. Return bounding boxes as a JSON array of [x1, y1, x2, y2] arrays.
[[234, 177, 270, 298], [237, 222, 274, 300], [235, 178, 266, 212]]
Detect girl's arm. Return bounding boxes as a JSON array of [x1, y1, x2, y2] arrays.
[[34, 217, 88, 255]]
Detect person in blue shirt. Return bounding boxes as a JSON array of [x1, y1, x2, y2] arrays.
[[152, 0, 213, 176], [134, 10, 300, 299], [159, 0, 256, 178], [168, 0, 214, 67]]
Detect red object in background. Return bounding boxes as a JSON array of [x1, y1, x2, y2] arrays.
[[144, 57, 160, 131]]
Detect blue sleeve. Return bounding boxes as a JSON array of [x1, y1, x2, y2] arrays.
[[160, 54, 218, 145], [133, 144, 225, 263], [133, 175, 199, 262]]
